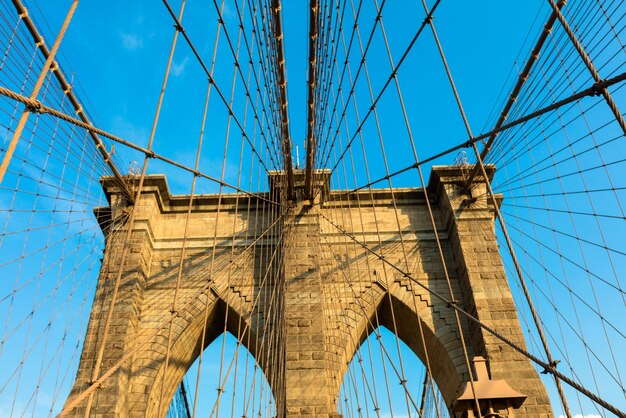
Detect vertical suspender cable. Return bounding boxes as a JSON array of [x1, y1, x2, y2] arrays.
[[270, 0, 295, 199], [304, 0, 319, 200]]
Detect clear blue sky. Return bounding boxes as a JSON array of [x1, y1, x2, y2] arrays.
[[38, 0, 549, 192]]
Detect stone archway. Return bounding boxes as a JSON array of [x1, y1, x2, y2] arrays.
[[142, 297, 265, 418], [63, 176, 277, 418], [63, 167, 554, 418]]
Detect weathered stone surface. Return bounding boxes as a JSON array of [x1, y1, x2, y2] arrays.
[[63, 167, 553, 418]]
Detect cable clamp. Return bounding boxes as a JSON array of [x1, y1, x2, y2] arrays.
[[541, 359, 560, 374], [591, 81, 604, 96], [447, 299, 458, 308], [173, 23, 184, 33], [87, 380, 103, 389], [27, 99, 43, 114]]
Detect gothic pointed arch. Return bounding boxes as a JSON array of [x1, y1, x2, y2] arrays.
[[142, 293, 268, 418], [339, 324, 451, 418], [330, 281, 467, 414]]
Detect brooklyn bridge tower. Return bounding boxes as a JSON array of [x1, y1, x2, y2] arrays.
[[0, 1, 624, 418]]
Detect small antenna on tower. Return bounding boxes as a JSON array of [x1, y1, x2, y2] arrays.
[[296, 145, 300, 169]]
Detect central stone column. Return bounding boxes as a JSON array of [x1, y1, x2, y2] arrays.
[[273, 170, 341, 418], [283, 202, 339, 418]]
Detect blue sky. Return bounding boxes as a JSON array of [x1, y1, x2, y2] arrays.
[[37, 0, 550, 191], [0, 0, 624, 417]]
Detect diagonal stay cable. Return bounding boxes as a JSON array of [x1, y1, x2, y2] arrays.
[[0, 85, 280, 205], [324, 71, 626, 201], [4, 0, 133, 201], [317, 0, 389, 168], [160, 0, 273, 175], [463, 0, 567, 186], [211, 0, 285, 173], [324, 0, 442, 174]]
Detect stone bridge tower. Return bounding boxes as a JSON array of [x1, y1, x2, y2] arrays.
[[63, 165, 553, 417]]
